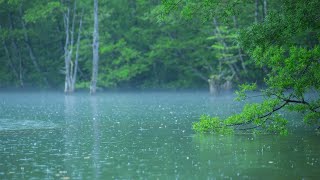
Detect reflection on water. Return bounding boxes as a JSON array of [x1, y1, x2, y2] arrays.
[[0, 92, 319, 179]]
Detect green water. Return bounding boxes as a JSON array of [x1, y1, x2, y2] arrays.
[[0, 92, 319, 179]]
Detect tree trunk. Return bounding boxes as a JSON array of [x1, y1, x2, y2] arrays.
[[208, 77, 221, 96], [223, 80, 232, 91], [263, 0, 267, 19], [19, 8, 49, 87], [90, 0, 99, 94], [71, 10, 84, 92], [63, 6, 71, 93], [255, 0, 259, 23]]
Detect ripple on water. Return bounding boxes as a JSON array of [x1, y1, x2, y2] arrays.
[[0, 119, 58, 131]]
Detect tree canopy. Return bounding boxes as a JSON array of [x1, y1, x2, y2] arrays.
[[0, 0, 260, 91], [192, 0, 320, 134]]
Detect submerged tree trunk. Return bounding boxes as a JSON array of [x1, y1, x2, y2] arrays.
[[90, 0, 99, 94], [208, 76, 222, 96], [63, 0, 82, 93], [64, 7, 71, 93]]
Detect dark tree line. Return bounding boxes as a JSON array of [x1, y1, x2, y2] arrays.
[[0, 0, 268, 93], [1, 0, 318, 99]]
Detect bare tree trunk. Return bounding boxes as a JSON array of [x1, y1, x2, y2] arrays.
[[18, 48, 23, 87], [263, 0, 267, 19], [90, 0, 99, 94], [71, 10, 84, 92], [63, 6, 71, 93], [255, 0, 259, 23], [63, 0, 79, 93], [68, 1, 76, 90], [208, 75, 222, 96], [19, 8, 49, 86]]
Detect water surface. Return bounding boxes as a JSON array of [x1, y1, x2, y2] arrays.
[[0, 92, 319, 179]]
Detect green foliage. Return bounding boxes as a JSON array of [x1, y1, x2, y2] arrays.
[[193, 115, 233, 134], [98, 39, 151, 88], [24, 1, 62, 23], [195, 0, 320, 135], [235, 83, 257, 101], [304, 112, 320, 126], [75, 81, 90, 89], [0, 0, 318, 100], [194, 99, 289, 135]]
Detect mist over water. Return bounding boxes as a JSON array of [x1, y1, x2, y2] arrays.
[[0, 92, 319, 179]]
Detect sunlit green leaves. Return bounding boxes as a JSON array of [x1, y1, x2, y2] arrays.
[[235, 83, 257, 101], [194, 98, 289, 135], [23, 1, 62, 23], [193, 115, 234, 134]]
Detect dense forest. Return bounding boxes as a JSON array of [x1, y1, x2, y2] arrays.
[[0, 0, 319, 134], [0, 0, 275, 93]]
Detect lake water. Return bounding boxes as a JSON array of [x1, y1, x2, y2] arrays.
[[0, 92, 319, 179]]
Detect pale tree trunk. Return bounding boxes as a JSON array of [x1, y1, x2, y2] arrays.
[[70, 10, 84, 92], [208, 78, 221, 96], [263, 0, 267, 19], [90, 0, 99, 94], [63, 4, 71, 93], [63, 0, 79, 93], [19, 7, 49, 86], [255, 0, 259, 23], [18, 47, 23, 87], [68, 1, 76, 92]]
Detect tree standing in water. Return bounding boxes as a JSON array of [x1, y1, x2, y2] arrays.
[[90, 0, 99, 94]]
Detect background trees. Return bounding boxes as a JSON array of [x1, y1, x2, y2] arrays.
[[0, 0, 257, 91], [0, 0, 318, 98]]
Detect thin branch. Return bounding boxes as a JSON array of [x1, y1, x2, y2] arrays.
[[259, 101, 288, 119], [226, 101, 288, 127], [190, 67, 208, 82]]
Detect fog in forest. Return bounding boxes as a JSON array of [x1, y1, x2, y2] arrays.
[[1, 0, 319, 179]]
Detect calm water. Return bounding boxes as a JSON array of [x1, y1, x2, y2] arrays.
[[0, 92, 319, 179]]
